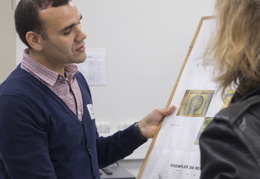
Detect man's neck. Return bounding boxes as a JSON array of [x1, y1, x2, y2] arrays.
[[28, 49, 65, 76]]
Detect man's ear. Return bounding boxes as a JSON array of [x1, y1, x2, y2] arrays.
[[25, 31, 44, 51]]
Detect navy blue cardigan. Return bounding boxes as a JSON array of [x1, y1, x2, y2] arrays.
[[0, 65, 145, 179]]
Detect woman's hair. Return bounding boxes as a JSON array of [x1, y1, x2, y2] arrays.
[[204, 0, 260, 96], [15, 0, 70, 48]]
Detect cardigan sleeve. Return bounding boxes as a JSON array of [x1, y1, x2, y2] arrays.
[[199, 120, 260, 179], [96, 124, 146, 168], [0, 95, 57, 179]]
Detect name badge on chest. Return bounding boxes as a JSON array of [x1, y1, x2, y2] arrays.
[[86, 104, 95, 120]]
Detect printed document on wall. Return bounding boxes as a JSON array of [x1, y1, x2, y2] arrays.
[[78, 48, 107, 86]]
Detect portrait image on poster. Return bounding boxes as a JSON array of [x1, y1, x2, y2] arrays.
[[177, 90, 214, 117]]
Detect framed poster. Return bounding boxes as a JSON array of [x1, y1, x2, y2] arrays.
[[137, 16, 234, 179]]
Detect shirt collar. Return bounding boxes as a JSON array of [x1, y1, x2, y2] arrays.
[[21, 49, 78, 86]]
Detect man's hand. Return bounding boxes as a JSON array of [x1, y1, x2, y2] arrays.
[[137, 106, 176, 139]]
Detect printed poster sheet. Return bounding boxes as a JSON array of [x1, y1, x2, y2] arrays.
[[139, 17, 235, 179], [78, 48, 107, 86]]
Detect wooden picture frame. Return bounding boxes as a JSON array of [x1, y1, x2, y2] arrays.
[[137, 16, 223, 179]]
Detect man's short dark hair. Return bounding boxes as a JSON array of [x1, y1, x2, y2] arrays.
[[15, 0, 70, 48]]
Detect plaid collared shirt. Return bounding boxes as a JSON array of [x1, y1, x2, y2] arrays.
[[21, 49, 83, 121]]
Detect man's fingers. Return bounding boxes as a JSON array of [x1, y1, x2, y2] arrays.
[[161, 105, 176, 116]]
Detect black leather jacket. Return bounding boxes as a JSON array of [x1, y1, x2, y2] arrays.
[[200, 89, 260, 179]]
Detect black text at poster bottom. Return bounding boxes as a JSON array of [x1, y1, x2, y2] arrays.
[[170, 164, 201, 171]]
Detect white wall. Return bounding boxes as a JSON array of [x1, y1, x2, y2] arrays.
[[13, 0, 215, 177], [72, 0, 215, 131], [0, 0, 16, 83]]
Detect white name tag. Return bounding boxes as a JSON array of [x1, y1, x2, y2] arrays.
[[87, 104, 95, 120]]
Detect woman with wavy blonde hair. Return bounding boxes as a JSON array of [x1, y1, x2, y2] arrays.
[[199, 0, 260, 178], [206, 0, 260, 96]]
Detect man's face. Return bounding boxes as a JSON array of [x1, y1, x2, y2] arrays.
[[39, 2, 87, 68]]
